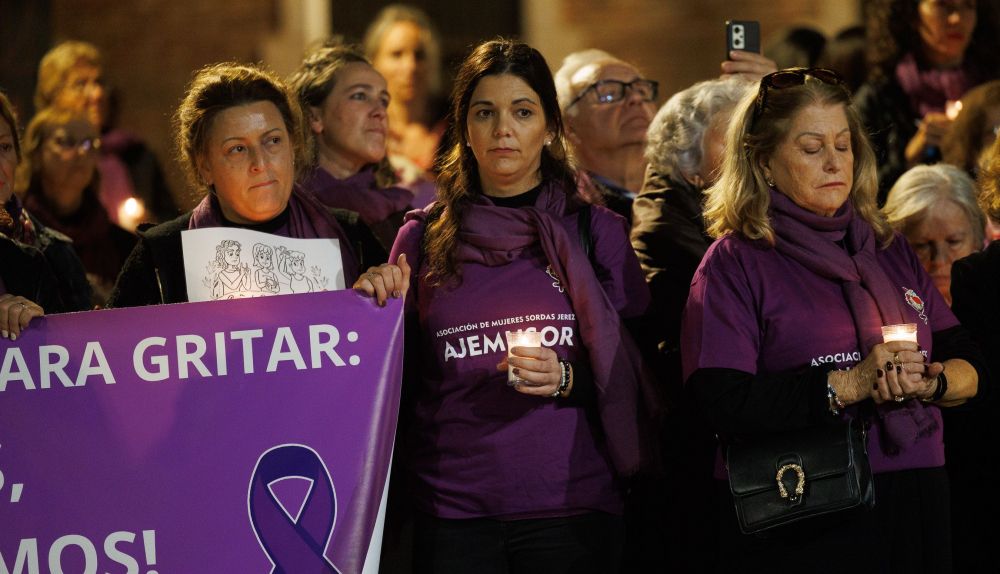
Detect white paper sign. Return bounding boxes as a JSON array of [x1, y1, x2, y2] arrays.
[[181, 227, 345, 302]]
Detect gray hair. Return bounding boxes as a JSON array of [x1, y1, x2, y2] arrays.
[[884, 164, 986, 247], [645, 76, 753, 182], [554, 49, 617, 115]]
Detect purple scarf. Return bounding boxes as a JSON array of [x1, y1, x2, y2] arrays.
[[301, 165, 412, 227], [414, 182, 654, 475], [768, 189, 938, 454], [895, 52, 972, 117], [188, 187, 359, 285]]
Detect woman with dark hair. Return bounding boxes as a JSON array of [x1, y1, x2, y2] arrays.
[[15, 107, 135, 303], [0, 92, 91, 340], [856, 0, 1000, 201], [107, 62, 380, 307], [685, 68, 984, 572], [289, 41, 412, 253], [354, 38, 653, 573]]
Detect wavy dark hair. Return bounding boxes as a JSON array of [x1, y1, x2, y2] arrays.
[[423, 38, 575, 284], [866, 0, 1000, 84]]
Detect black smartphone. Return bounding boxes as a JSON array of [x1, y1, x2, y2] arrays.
[[726, 20, 761, 56]]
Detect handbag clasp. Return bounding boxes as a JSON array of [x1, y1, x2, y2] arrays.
[[776, 463, 805, 502]]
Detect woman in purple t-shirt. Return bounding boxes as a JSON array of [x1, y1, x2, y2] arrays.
[[684, 68, 985, 572], [355, 39, 653, 574]]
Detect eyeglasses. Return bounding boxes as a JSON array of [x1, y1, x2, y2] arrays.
[[750, 68, 845, 131], [49, 135, 101, 156], [921, 0, 977, 18], [567, 78, 659, 108]]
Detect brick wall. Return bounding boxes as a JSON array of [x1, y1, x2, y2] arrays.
[[49, 0, 275, 210], [524, 0, 861, 100], [28, 0, 861, 211]]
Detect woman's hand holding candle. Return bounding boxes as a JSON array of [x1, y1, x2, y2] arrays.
[[497, 345, 567, 398]]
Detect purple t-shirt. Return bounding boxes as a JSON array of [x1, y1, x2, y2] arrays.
[[390, 201, 648, 519], [682, 232, 958, 474]]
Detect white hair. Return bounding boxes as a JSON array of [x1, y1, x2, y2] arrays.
[[884, 164, 985, 246], [645, 76, 753, 182], [554, 49, 617, 115]]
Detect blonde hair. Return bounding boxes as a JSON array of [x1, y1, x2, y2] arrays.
[[978, 134, 1000, 221], [704, 74, 891, 246], [363, 4, 442, 97], [884, 164, 985, 246], [14, 107, 100, 198], [35, 41, 102, 111]]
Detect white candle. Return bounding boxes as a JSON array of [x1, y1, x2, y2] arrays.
[[505, 330, 542, 385], [882, 323, 918, 344]]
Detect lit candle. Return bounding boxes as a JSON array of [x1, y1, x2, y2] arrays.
[[505, 330, 542, 385], [946, 100, 963, 121], [882, 323, 918, 344], [117, 197, 146, 232]]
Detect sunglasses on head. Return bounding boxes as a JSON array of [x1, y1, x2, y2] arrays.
[[750, 68, 845, 131]]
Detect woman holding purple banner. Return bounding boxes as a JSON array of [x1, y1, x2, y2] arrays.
[[354, 39, 654, 573], [0, 92, 91, 340], [107, 63, 382, 307], [683, 67, 985, 572]]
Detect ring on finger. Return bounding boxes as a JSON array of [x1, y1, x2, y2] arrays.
[[892, 352, 901, 365], [894, 395, 905, 402]]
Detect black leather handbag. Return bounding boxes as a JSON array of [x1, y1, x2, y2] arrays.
[[726, 418, 875, 534]]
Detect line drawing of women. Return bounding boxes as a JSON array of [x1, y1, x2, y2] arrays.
[[212, 239, 250, 299], [277, 248, 314, 293], [252, 243, 280, 294]]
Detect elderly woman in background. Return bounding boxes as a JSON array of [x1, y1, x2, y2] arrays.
[[107, 63, 380, 307], [364, 4, 447, 180], [0, 92, 90, 340], [684, 68, 984, 572], [290, 42, 412, 253], [884, 164, 984, 305], [856, 0, 1000, 200], [355, 39, 653, 573], [942, 79, 1000, 176], [15, 107, 135, 303], [948, 134, 1000, 573], [35, 40, 177, 227], [627, 75, 751, 571], [554, 49, 659, 222]]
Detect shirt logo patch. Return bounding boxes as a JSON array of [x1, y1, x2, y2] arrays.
[[546, 265, 565, 293], [903, 287, 929, 324]]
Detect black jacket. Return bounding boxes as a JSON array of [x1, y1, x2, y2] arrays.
[[106, 207, 385, 308], [0, 214, 92, 313], [855, 76, 919, 205], [630, 168, 713, 364]]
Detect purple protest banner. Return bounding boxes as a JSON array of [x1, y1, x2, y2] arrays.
[[0, 290, 403, 574]]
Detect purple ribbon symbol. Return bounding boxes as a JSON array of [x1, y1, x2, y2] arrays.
[[248, 444, 341, 573]]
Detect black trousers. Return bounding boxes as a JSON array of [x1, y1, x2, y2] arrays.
[[412, 511, 623, 574]]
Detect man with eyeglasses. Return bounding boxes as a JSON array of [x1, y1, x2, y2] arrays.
[[555, 50, 658, 224]]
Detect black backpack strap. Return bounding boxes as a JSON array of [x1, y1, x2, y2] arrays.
[[577, 203, 595, 265]]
